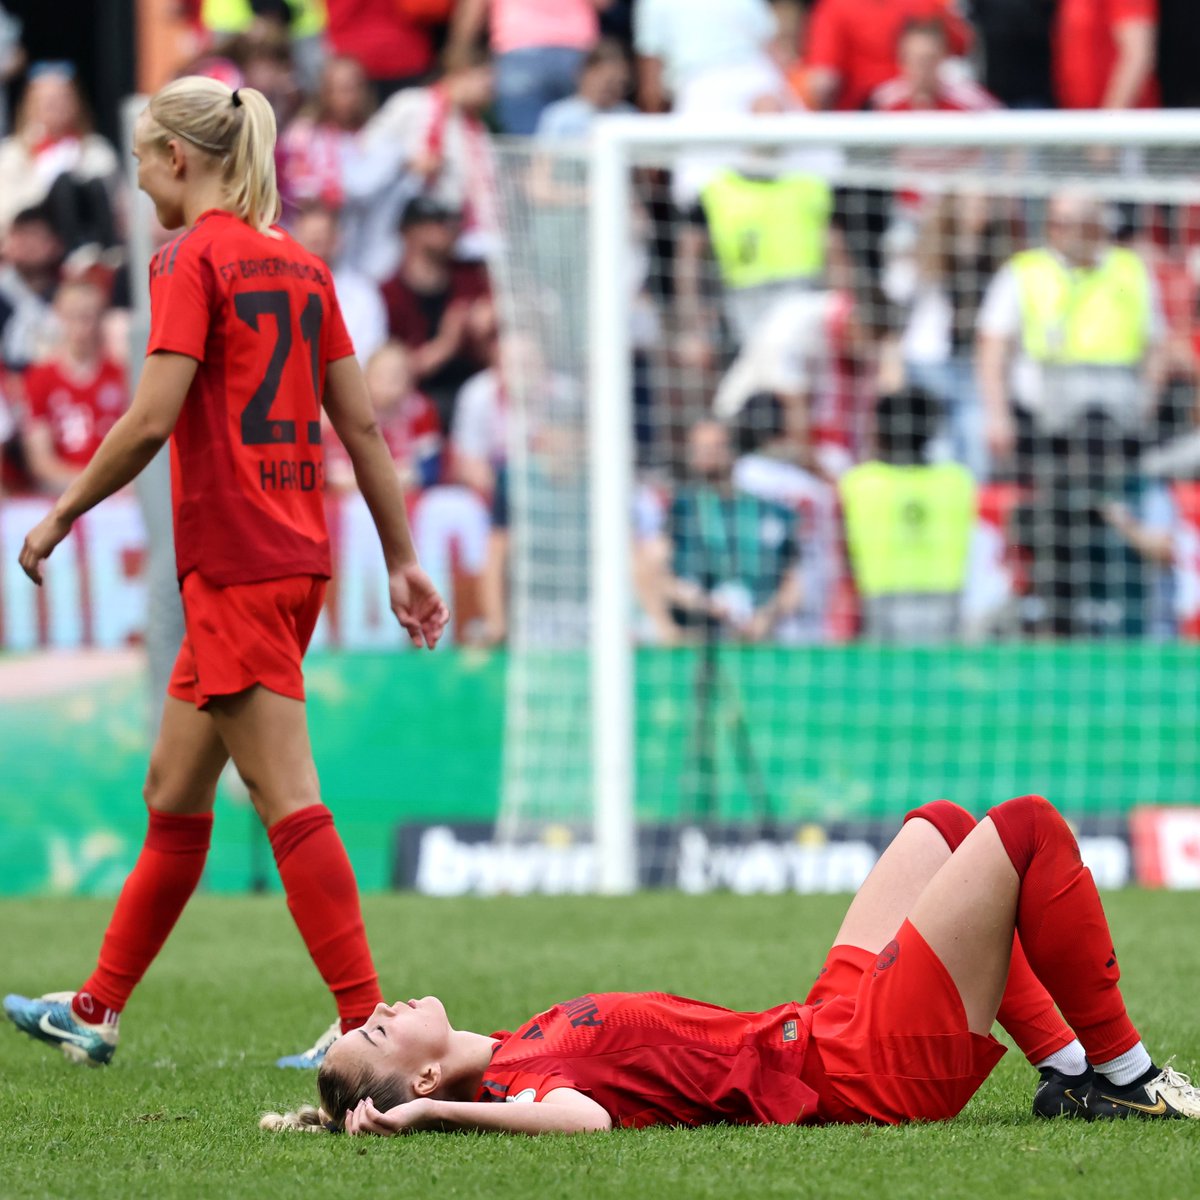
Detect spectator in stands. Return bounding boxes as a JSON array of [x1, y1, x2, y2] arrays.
[[966, 0, 1055, 110], [894, 191, 1013, 479], [0, 63, 120, 249], [644, 419, 803, 644], [451, 328, 576, 498], [731, 392, 840, 642], [352, 42, 498, 272], [291, 203, 388, 364], [977, 191, 1165, 635], [449, 0, 607, 135], [635, 0, 789, 216], [0, 5, 23, 138], [324, 0, 438, 102], [22, 279, 127, 494], [224, 24, 303, 128], [634, 0, 781, 116], [675, 93, 849, 374], [326, 341, 443, 494], [194, 0, 327, 92], [803, 0, 972, 111], [713, 289, 852, 475], [279, 55, 374, 217], [380, 196, 492, 427], [534, 37, 635, 139], [840, 386, 975, 641], [870, 19, 1002, 113], [1053, 0, 1159, 111], [0, 206, 63, 370]]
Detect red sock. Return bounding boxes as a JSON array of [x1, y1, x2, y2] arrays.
[[73, 809, 213, 1021], [268, 804, 382, 1033], [905, 800, 1075, 1063], [988, 794, 1140, 1064]]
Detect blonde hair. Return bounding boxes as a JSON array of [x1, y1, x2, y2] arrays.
[[259, 1105, 335, 1134], [260, 1057, 414, 1134], [144, 75, 281, 230]]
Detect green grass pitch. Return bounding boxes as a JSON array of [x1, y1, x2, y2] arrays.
[[1, 890, 1198, 1200]]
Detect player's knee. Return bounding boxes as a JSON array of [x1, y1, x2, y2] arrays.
[[987, 794, 1059, 876], [143, 756, 213, 814], [903, 799, 976, 851], [142, 758, 168, 811]]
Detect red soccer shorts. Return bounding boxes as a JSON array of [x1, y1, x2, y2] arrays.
[[801, 919, 1007, 1124], [167, 573, 327, 709]]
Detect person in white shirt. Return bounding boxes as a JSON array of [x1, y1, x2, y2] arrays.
[[634, 0, 788, 211]]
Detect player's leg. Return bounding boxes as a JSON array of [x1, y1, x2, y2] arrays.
[[4, 694, 226, 1064], [816, 801, 1082, 1090], [912, 795, 1200, 1119], [896, 803, 1087, 1116], [205, 685, 384, 1046]]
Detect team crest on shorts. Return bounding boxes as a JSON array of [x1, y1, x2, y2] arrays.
[[875, 939, 900, 972]]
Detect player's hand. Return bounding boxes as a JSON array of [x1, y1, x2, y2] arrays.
[[389, 562, 450, 649], [345, 1096, 433, 1136], [19, 509, 73, 585]]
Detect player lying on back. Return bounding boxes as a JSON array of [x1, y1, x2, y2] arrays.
[[4, 74, 448, 1071], [264, 796, 1200, 1134]]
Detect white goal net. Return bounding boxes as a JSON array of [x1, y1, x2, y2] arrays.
[[487, 112, 1200, 894]]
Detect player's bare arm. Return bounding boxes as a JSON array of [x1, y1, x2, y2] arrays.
[[19, 352, 197, 585], [323, 354, 449, 648], [345, 1089, 613, 1137]]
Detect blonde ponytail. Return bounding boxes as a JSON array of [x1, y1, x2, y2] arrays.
[[145, 76, 282, 230], [260, 1105, 337, 1134]]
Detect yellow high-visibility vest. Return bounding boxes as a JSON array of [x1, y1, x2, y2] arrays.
[[1011, 246, 1150, 366], [839, 462, 975, 597], [202, 0, 325, 39], [700, 170, 832, 289]]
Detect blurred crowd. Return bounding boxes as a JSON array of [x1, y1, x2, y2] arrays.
[[1, 0, 1198, 645]]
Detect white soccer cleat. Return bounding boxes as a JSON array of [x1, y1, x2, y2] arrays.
[[1089, 1061, 1200, 1119], [276, 1018, 341, 1069]]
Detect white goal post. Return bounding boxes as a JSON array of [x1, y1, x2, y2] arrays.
[[580, 110, 1200, 894]]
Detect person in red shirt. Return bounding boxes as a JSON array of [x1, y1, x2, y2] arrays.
[[23, 280, 128, 493], [1054, 0, 1159, 111], [869, 19, 1002, 113], [324, 0, 437, 101], [264, 794, 1200, 1134], [804, 0, 972, 111], [6, 75, 448, 1070]]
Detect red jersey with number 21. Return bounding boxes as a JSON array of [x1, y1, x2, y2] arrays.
[[479, 992, 819, 1129], [147, 208, 354, 585]]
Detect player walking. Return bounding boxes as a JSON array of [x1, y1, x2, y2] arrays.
[[266, 795, 1200, 1133], [3, 76, 448, 1068]]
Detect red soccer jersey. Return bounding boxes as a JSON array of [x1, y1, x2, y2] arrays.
[[478, 992, 819, 1129], [804, 0, 972, 112], [24, 358, 127, 468], [147, 209, 355, 585], [1054, 0, 1159, 111]]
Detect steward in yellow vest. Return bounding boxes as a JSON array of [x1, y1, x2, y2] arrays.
[[202, 0, 325, 40], [698, 168, 835, 344], [1010, 246, 1150, 368], [840, 387, 975, 641]]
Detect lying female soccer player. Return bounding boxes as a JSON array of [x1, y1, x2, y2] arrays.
[[263, 796, 1200, 1135]]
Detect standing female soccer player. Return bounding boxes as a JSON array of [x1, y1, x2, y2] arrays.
[[264, 795, 1200, 1133], [4, 76, 448, 1068]]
